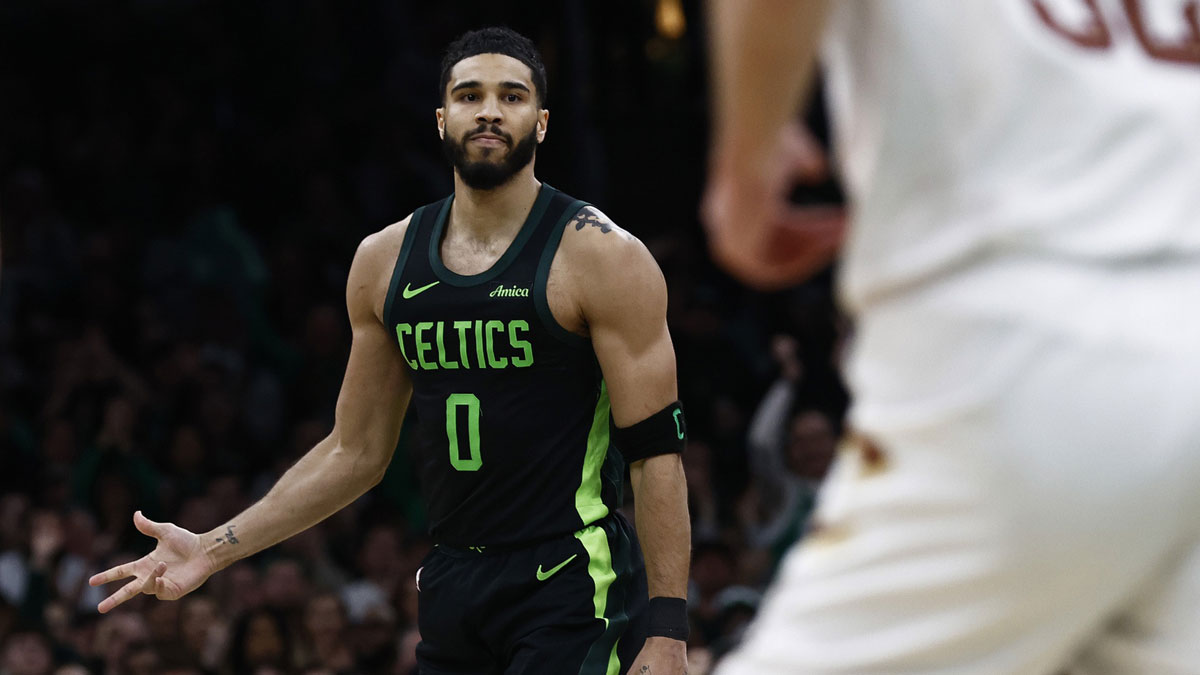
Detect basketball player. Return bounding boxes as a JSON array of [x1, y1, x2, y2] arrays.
[[90, 28, 690, 675], [705, 1, 1200, 673]]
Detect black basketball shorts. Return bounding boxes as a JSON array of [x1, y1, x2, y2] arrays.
[[415, 512, 649, 675]]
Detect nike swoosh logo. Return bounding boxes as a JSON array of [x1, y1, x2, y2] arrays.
[[536, 553, 578, 581], [401, 281, 440, 299]]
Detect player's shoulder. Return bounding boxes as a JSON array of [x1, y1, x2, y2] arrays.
[[559, 205, 654, 273], [557, 205, 665, 306], [354, 213, 413, 274], [350, 212, 415, 305], [347, 215, 414, 322]]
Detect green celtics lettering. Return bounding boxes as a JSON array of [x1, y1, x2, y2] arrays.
[[395, 319, 534, 370]]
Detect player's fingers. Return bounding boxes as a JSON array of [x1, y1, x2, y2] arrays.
[[774, 205, 846, 252], [703, 217, 780, 282], [701, 190, 767, 259], [140, 561, 167, 594], [133, 510, 164, 538], [708, 243, 798, 290], [89, 561, 137, 587], [710, 206, 846, 290], [766, 206, 846, 283], [780, 122, 829, 183], [97, 578, 145, 614]]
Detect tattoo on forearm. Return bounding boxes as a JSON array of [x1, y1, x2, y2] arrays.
[[639, 667, 650, 674], [214, 524, 239, 545]]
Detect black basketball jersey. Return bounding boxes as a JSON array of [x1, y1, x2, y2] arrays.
[[382, 184, 624, 548]]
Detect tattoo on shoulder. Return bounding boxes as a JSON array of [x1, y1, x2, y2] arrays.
[[571, 207, 633, 241], [573, 208, 612, 234], [639, 667, 651, 674], [214, 524, 239, 545]]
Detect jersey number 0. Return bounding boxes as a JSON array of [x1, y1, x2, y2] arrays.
[[446, 393, 483, 471]]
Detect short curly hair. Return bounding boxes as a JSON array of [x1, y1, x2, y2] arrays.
[[439, 27, 548, 107]]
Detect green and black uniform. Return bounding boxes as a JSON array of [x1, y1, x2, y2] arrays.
[[383, 184, 647, 675]]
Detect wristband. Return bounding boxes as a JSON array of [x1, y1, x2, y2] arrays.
[[646, 596, 689, 641]]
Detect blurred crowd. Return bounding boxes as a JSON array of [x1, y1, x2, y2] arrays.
[[0, 1, 848, 674]]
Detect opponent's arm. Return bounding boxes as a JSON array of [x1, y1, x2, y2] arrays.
[[704, 0, 843, 289], [572, 213, 689, 673], [708, 0, 828, 174], [90, 224, 413, 613]]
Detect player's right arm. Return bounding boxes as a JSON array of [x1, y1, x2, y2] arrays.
[[703, 0, 844, 289], [89, 218, 414, 614]]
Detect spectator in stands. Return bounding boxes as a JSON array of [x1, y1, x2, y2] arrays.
[[741, 335, 838, 578]]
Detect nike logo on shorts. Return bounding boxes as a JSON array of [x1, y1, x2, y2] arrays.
[[536, 554, 578, 581]]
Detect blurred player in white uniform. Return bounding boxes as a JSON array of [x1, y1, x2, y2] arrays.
[[704, 1, 1200, 673]]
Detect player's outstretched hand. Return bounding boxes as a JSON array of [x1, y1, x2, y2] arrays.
[[703, 121, 846, 290], [88, 510, 217, 614]]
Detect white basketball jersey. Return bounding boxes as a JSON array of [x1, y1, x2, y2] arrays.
[[821, 0, 1200, 313]]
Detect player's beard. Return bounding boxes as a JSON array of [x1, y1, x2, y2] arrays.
[[442, 123, 538, 191]]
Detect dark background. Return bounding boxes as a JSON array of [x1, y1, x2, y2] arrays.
[[0, 1, 847, 673]]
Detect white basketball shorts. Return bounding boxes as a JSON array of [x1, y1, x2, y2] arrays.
[[717, 258, 1200, 674]]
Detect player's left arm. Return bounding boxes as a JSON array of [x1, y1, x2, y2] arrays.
[[571, 209, 689, 673]]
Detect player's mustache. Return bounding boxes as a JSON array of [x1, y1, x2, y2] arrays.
[[465, 125, 512, 146]]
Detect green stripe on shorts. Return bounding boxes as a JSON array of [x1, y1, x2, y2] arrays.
[[575, 523, 622, 675], [574, 381, 623, 675]]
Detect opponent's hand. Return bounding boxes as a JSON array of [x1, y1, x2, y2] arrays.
[[703, 121, 846, 290], [88, 511, 216, 613], [626, 636, 687, 675]]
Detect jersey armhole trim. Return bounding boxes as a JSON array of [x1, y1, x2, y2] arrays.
[[382, 205, 427, 327], [535, 200, 591, 349]]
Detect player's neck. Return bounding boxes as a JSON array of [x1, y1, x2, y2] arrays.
[[450, 167, 542, 240]]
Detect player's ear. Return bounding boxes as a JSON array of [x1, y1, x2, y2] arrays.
[[436, 108, 446, 139], [536, 109, 548, 143]]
